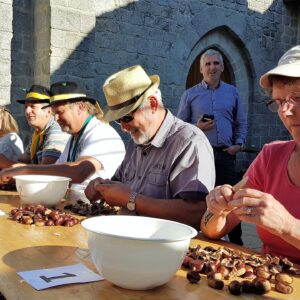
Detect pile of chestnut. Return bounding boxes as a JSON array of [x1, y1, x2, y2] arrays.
[[64, 199, 119, 217], [10, 204, 80, 227], [183, 244, 295, 295]]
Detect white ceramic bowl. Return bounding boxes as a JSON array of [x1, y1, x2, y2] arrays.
[[81, 215, 197, 290], [14, 175, 71, 206]]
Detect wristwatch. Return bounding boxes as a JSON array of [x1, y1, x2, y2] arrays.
[[237, 143, 245, 151], [127, 191, 138, 211]]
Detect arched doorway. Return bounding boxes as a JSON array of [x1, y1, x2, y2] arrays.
[[186, 48, 234, 89]]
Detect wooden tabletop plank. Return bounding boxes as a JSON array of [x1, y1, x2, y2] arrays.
[[0, 193, 298, 299]]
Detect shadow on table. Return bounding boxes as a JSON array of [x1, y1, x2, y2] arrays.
[[2, 245, 92, 271]]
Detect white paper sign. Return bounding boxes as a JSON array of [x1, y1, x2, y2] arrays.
[[18, 263, 104, 290]]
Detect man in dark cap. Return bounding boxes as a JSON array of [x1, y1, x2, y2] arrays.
[[0, 82, 125, 188], [17, 85, 69, 165], [85, 65, 215, 229]]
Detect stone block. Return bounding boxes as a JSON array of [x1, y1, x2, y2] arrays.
[[65, 32, 86, 50], [68, 61, 95, 78], [11, 61, 32, 76], [50, 0, 68, 7], [118, 22, 145, 37], [13, 10, 32, 34], [0, 2, 12, 31], [51, 7, 81, 31], [0, 74, 11, 86], [0, 61, 10, 75], [50, 29, 65, 47], [96, 18, 119, 33], [81, 14, 95, 33], [0, 87, 11, 105], [0, 49, 11, 60], [69, 0, 94, 12]]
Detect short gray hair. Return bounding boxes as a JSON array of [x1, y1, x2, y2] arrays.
[[140, 88, 164, 108], [68, 100, 104, 121], [200, 49, 224, 67]]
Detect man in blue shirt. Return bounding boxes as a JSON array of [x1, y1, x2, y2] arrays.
[[178, 49, 247, 244]]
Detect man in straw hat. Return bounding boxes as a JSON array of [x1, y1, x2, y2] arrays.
[[85, 65, 215, 228], [200, 45, 300, 264], [16, 85, 69, 165], [0, 81, 125, 188]]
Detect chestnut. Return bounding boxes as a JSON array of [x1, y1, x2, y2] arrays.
[[228, 280, 242, 295], [187, 271, 201, 284], [22, 216, 34, 225], [255, 269, 271, 280], [205, 262, 218, 274], [207, 271, 222, 281], [241, 280, 255, 293], [275, 273, 293, 284], [253, 278, 271, 295], [207, 278, 224, 290], [35, 220, 45, 227], [10, 208, 19, 215], [244, 265, 253, 273], [235, 265, 246, 277], [182, 256, 194, 269], [275, 282, 293, 294], [243, 271, 256, 280], [217, 265, 229, 278], [54, 217, 64, 226], [45, 219, 55, 226], [192, 259, 205, 273], [12, 211, 23, 221]]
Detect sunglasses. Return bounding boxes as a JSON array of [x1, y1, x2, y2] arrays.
[[115, 107, 139, 124]]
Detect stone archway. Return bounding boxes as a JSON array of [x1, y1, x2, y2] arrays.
[[184, 26, 255, 114]]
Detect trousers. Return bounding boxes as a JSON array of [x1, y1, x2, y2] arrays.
[[213, 148, 243, 245]]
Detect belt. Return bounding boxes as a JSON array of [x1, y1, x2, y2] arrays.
[[213, 146, 227, 152]]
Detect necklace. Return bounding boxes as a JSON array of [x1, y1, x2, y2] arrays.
[[67, 115, 93, 162]]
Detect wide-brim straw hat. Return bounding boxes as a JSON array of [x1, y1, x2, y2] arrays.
[[102, 65, 160, 122], [47, 81, 97, 106], [260, 45, 300, 89], [16, 85, 50, 104]]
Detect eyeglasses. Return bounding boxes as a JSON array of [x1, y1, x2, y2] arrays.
[[266, 92, 300, 112], [115, 107, 139, 124]]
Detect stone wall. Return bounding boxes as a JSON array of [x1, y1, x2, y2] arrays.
[[0, 0, 12, 106], [1, 0, 300, 169], [9, 0, 35, 146]]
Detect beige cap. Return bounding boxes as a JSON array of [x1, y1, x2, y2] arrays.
[[260, 45, 300, 89]]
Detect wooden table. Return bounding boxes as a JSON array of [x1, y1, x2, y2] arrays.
[[0, 191, 299, 300]]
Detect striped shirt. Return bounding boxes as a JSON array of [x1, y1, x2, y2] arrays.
[[25, 117, 70, 164]]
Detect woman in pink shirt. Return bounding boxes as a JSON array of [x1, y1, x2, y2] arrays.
[[200, 45, 300, 264]]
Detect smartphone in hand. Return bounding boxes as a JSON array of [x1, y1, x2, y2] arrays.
[[201, 114, 215, 122]]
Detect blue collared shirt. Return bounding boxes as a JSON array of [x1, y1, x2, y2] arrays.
[[177, 80, 247, 147]]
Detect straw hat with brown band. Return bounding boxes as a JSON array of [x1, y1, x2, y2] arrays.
[[102, 65, 160, 122]]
